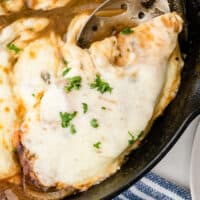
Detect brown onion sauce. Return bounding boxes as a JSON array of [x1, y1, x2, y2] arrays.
[[0, 0, 104, 38]]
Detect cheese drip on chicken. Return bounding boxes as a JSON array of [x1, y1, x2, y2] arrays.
[[12, 12, 183, 191]]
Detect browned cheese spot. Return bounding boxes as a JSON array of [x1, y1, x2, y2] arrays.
[[15, 100, 26, 122], [29, 50, 36, 59], [3, 68, 9, 74], [4, 106, 10, 112], [0, 123, 4, 130]]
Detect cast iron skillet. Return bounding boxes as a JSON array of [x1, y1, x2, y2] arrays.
[[0, 1, 198, 199], [66, 0, 200, 199]]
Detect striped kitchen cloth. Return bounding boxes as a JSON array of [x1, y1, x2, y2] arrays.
[[114, 172, 191, 200]]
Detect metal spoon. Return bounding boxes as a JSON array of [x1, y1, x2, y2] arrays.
[[77, 0, 170, 48]]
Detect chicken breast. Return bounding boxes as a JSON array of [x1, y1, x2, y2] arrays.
[[13, 12, 183, 192], [0, 17, 50, 180]]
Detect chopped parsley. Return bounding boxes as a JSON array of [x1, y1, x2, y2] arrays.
[[62, 59, 71, 76], [7, 43, 22, 53], [90, 118, 99, 128], [82, 103, 88, 114], [60, 111, 77, 128], [128, 131, 136, 145], [90, 75, 113, 94], [64, 76, 82, 93], [121, 27, 133, 35], [101, 106, 106, 110], [32, 93, 35, 97], [128, 130, 144, 145], [63, 67, 71, 76], [70, 124, 77, 134], [93, 141, 101, 149]]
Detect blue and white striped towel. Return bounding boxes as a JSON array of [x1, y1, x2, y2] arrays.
[[114, 172, 191, 200]]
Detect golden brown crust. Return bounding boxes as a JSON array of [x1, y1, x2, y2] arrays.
[[16, 139, 77, 197], [115, 12, 183, 67], [153, 45, 182, 118], [0, 179, 75, 200]]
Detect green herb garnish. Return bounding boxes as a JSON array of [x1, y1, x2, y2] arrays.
[[90, 75, 113, 94], [64, 76, 82, 93], [70, 124, 77, 134], [128, 131, 136, 145], [32, 93, 35, 97], [90, 118, 99, 128], [128, 130, 144, 145], [62, 67, 71, 76], [82, 103, 88, 114], [101, 106, 106, 110], [93, 141, 101, 149], [60, 111, 77, 128], [121, 27, 133, 35], [7, 43, 22, 53], [62, 59, 71, 76]]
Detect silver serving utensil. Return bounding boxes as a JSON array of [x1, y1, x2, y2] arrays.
[[77, 0, 170, 48]]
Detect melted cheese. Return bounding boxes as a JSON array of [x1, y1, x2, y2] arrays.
[[0, 66, 19, 179], [15, 12, 183, 189], [26, 0, 71, 10], [13, 35, 60, 109], [0, 17, 50, 180], [0, 0, 24, 15], [0, 17, 49, 50], [0, 0, 71, 15]]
